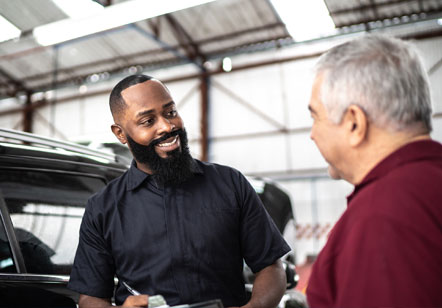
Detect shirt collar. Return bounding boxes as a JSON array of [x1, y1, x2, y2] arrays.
[[347, 139, 442, 203], [126, 160, 150, 191], [126, 158, 204, 191]]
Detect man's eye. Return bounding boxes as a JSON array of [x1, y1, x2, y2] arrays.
[[141, 118, 154, 126], [167, 110, 177, 117]]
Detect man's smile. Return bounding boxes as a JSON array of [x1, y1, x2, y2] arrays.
[[154, 135, 181, 154], [156, 135, 179, 148]]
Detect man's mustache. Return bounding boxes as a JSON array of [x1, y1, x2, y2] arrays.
[[150, 129, 182, 147]]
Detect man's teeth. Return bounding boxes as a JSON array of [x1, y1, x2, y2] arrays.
[[157, 136, 178, 147]]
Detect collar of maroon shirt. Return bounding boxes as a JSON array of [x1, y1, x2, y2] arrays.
[[347, 139, 442, 204]]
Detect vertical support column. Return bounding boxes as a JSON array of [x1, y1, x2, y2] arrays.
[[50, 45, 59, 137], [200, 73, 210, 162], [23, 91, 33, 133]]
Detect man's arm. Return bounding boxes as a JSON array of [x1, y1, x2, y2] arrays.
[[242, 259, 286, 308], [79, 294, 148, 308]]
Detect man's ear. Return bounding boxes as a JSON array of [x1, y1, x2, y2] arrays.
[[342, 104, 368, 147], [111, 124, 127, 144]]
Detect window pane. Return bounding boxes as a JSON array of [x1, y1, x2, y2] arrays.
[[0, 170, 105, 275], [0, 212, 15, 273]]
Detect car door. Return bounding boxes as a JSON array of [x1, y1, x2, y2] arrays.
[[0, 169, 108, 307]]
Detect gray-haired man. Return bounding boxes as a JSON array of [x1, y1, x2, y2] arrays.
[[307, 34, 442, 307]]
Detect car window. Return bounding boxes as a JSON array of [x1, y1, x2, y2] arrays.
[[0, 170, 106, 275], [0, 213, 15, 273]]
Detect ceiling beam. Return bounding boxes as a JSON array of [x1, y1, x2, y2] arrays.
[[130, 23, 202, 68], [0, 67, 30, 96], [164, 14, 204, 64], [329, 0, 442, 28], [2, 25, 442, 115], [369, 0, 380, 24], [0, 22, 285, 63], [195, 22, 286, 45], [329, 0, 419, 17], [11, 24, 285, 84], [334, 11, 442, 28], [2, 21, 442, 99], [20, 48, 167, 84], [4, 33, 289, 97], [147, 16, 161, 38], [0, 49, 323, 112]]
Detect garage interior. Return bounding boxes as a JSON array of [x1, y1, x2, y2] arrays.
[[1, 0, 442, 282]]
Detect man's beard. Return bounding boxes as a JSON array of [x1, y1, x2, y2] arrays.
[[126, 129, 194, 186]]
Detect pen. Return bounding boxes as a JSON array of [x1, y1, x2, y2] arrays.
[[122, 282, 170, 308], [122, 281, 141, 296]]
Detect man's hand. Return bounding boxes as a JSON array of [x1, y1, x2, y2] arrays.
[[78, 294, 149, 308], [122, 295, 149, 307]]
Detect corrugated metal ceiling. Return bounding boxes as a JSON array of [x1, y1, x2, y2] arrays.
[[325, 0, 442, 29], [0, 0, 289, 98], [1, 0, 442, 100], [0, 0, 67, 32]]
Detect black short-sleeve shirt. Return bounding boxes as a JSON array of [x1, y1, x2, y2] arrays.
[[68, 159, 290, 307]]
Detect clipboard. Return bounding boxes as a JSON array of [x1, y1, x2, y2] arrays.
[[171, 299, 224, 308]]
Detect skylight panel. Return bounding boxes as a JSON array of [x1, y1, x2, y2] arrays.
[[0, 15, 21, 43], [271, 0, 337, 42], [35, 0, 215, 46]]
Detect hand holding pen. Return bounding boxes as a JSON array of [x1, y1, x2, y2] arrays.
[[122, 281, 169, 308], [121, 281, 149, 307]]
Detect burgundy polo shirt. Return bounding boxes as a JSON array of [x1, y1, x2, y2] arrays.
[[307, 139, 442, 308]]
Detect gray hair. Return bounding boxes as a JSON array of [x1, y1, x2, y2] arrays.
[[315, 34, 432, 133]]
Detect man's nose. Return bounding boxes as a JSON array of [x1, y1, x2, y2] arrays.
[[157, 117, 175, 133], [310, 128, 316, 141]]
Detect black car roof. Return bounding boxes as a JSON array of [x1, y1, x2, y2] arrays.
[[0, 128, 129, 179]]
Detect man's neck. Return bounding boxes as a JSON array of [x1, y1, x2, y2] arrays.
[[350, 127, 431, 185]]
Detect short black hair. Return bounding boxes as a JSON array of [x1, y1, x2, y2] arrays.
[[109, 74, 153, 118]]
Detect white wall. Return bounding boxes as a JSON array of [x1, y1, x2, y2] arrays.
[[1, 34, 441, 264]]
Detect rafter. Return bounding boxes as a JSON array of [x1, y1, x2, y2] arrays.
[[0, 67, 30, 96], [164, 14, 204, 63]]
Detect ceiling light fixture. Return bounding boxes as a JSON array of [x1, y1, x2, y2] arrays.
[[0, 15, 21, 43], [33, 0, 215, 46], [222, 57, 232, 72], [270, 0, 336, 42]]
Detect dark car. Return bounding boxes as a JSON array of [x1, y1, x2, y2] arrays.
[[0, 128, 300, 307], [0, 128, 128, 307]]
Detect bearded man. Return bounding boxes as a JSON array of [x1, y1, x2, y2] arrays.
[[68, 75, 290, 308]]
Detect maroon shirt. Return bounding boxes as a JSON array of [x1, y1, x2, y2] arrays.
[[307, 139, 442, 307]]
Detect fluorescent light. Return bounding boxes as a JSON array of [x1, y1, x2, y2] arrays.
[[222, 57, 232, 72], [34, 0, 215, 46], [270, 0, 337, 41], [0, 15, 21, 43], [52, 0, 104, 18], [79, 85, 88, 94]]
